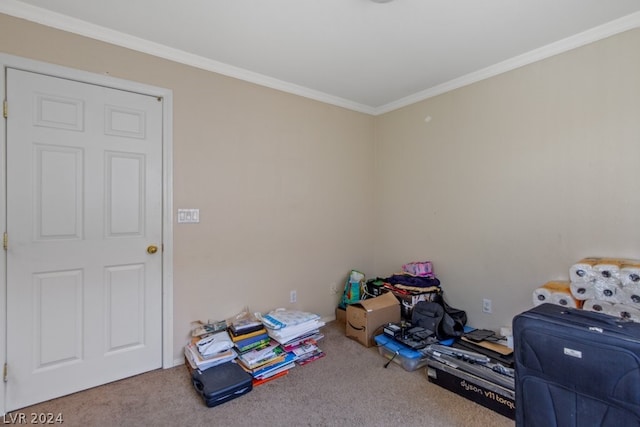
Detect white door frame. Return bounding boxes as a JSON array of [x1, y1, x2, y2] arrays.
[[0, 52, 174, 415]]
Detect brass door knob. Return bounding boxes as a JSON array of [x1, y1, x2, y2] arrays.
[[147, 245, 158, 254]]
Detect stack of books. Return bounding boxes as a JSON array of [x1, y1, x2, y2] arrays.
[[230, 326, 271, 353], [282, 330, 325, 366], [228, 317, 263, 337], [186, 310, 326, 384], [260, 309, 326, 367], [227, 318, 293, 385], [235, 338, 297, 385]]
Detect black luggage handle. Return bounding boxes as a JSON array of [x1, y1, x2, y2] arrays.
[[560, 306, 632, 331]]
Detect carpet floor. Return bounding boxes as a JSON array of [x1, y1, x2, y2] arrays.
[[11, 321, 514, 426]]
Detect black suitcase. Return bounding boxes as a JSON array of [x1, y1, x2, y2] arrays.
[[513, 303, 640, 426], [191, 361, 253, 407]]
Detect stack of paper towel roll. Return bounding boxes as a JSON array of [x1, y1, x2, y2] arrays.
[[533, 280, 582, 309], [568, 257, 640, 322]]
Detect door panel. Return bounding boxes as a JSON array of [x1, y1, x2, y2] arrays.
[[36, 145, 84, 239], [5, 68, 163, 411], [35, 270, 83, 369], [106, 152, 144, 236]]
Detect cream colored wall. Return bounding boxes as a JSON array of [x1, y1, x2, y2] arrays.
[[0, 14, 375, 363], [3, 12, 640, 362], [373, 28, 640, 332]]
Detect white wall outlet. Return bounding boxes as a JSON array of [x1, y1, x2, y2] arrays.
[[329, 283, 339, 295], [290, 290, 297, 303], [482, 298, 492, 314]]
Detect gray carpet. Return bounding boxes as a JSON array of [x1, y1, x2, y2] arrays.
[[13, 321, 514, 426]]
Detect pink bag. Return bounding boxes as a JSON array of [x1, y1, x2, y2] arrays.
[[402, 261, 434, 278]]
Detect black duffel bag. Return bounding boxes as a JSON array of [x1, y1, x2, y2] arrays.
[[411, 295, 467, 341]]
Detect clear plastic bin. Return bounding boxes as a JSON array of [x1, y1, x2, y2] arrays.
[[374, 334, 429, 372]]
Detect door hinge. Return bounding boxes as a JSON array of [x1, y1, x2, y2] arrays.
[[3, 100, 7, 118], [3, 363, 7, 382], [3, 232, 7, 251]]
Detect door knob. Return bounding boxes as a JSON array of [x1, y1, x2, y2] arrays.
[[147, 245, 159, 254]]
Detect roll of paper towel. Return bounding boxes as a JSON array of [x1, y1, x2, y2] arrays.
[[533, 287, 553, 306], [569, 258, 601, 283], [620, 264, 640, 287], [583, 299, 615, 314], [593, 257, 640, 280], [620, 283, 640, 306], [613, 304, 640, 323], [550, 292, 582, 308], [533, 281, 579, 308], [594, 279, 622, 303], [570, 281, 596, 300], [594, 260, 624, 280]]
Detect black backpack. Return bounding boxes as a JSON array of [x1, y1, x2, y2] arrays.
[[411, 296, 467, 341]]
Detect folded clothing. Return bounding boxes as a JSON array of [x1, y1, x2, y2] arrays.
[[384, 274, 441, 289]]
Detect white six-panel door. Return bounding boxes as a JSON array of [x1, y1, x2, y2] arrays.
[[5, 68, 163, 410]]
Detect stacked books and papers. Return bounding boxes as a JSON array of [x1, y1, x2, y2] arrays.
[[235, 338, 297, 385], [260, 309, 325, 343], [228, 317, 264, 337], [259, 309, 326, 367], [184, 330, 237, 371], [230, 327, 271, 353], [237, 339, 283, 370], [282, 330, 326, 366], [187, 309, 326, 385], [225, 317, 292, 386]]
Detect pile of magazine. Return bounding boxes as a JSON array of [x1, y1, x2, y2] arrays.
[[186, 308, 326, 386]]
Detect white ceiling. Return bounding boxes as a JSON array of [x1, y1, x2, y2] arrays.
[[3, 0, 640, 115]]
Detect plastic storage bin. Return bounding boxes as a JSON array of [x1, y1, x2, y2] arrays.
[[374, 334, 429, 372]]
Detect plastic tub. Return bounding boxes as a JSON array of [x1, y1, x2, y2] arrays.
[[374, 334, 429, 372]]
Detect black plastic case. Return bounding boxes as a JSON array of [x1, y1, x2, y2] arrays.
[[191, 361, 253, 407]]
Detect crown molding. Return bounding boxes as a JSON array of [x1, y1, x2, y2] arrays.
[[0, 0, 376, 115], [2, 1, 639, 116], [374, 11, 640, 115]]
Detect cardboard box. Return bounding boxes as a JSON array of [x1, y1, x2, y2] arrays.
[[345, 292, 400, 347], [335, 307, 346, 324], [426, 359, 515, 420]]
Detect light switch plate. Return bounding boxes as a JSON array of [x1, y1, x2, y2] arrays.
[[177, 208, 200, 223]]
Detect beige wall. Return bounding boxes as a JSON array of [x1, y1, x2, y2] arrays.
[[0, 14, 375, 363], [374, 28, 640, 331], [2, 12, 640, 361]]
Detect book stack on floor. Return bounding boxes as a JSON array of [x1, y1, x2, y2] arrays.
[[281, 330, 325, 366], [186, 309, 326, 388], [230, 324, 270, 354], [236, 337, 296, 386], [260, 309, 326, 366], [227, 320, 291, 386], [229, 309, 326, 386]]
